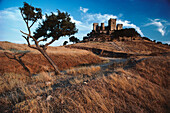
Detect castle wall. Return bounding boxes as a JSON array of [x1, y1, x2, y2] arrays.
[[93, 23, 98, 31], [116, 24, 123, 30], [92, 18, 123, 35], [108, 19, 116, 30], [101, 23, 105, 30]]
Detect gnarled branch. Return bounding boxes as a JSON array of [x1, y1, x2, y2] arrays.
[[4, 51, 31, 76], [20, 30, 39, 48]]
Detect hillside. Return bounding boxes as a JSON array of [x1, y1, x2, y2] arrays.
[[0, 40, 170, 113], [67, 40, 170, 55], [0, 41, 103, 75]]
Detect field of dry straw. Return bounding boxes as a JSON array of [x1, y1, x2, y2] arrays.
[[0, 41, 169, 113]]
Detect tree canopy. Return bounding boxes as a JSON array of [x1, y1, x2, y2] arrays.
[[33, 10, 78, 47], [69, 36, 80, 44], [112, 28, 141, 39], [19, 2, 78, 74]]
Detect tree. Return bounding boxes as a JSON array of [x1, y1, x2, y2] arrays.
[[111, 28, 141, 41], [75, 38, 80, 43], [69, 36, 80, 44], [19, 2, 78, 75], [63, 41, 68, 46], [69, 36, 76, 43]]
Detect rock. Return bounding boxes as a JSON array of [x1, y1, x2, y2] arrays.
[[46, 82, 52, 86], [83, 81, 88, 84], [127, 77, 131, 80], [36, 96, 42, 100], [46, 95, 53, 101]]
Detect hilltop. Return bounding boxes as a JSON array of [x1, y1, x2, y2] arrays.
[[67, 39, 170, 57], [0, 40, 170, 113]]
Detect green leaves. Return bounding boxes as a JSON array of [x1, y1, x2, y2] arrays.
[[69, 36, 80, 43], [33, 10, 78, 40], [19, 2, 42, 22], [20, 2, 78, 47]]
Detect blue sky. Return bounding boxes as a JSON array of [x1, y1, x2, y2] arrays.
[[0, 0, 170, 46]]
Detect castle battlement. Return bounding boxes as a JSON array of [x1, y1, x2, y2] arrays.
[[92, 18, 123, 34]]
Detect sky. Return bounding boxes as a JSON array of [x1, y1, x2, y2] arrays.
[[0, 0, 170, 46]]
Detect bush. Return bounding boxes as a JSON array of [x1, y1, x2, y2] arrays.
[[157, 41, 162, 44]]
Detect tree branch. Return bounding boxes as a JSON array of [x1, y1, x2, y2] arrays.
[[30, 19, 37, 28], [44, 38, 57, 47], [20, 30, 39, 48], [37, 38, 48, 43], [20, 10, 27, 25], [4, 52, 15, 59], [18, 52, 29, 58], [22, 35, 37, 50]]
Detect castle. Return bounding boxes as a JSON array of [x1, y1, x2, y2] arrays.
[[92, 18, 123, 35], [83, 18, 141, 42]]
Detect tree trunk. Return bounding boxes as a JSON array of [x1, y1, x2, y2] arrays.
[[38, 48, 61, 75], [17, 59, 31, 77]]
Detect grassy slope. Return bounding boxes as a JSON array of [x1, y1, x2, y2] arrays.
[[48, 56, 169, 113], [67, 40, 170, 55], [0, 41, 169, 113], [0, 41, 103, 75]]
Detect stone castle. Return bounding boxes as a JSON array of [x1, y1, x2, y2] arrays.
[[92, 18, 123, 34], [83, 18, 142, 42]]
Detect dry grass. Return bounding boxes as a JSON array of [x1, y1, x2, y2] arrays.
[[0, 57, 169, 112], [0, 71, 56, 113], [66, 66, 101, 76], [0, 73, 30, 93], [0, 41, 103, 75], [49, 57, 169, 112], [130, 56, 170, 88], [0, 72, 54, 93], [67, 40, 170, 55], [0, 41, 169, 113], [0, 41, 91, 55]]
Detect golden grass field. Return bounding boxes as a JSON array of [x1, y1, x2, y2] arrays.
[[0, 40, 169, 113], [67, 40, 170, 55], [0, 41, 103, 75]]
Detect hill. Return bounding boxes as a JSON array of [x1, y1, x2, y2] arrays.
[[67, 40, 170, 55], [0, 40, 169, 113], [0, 41, 103, 75]]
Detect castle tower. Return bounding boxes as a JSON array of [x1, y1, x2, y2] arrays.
[[93, 23, 98, 32], [116, 24, 123, 30], [108, 19, 116, 31], [101, 23, 105, 30]]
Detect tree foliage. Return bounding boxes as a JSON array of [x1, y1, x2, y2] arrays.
[[111, 28, 141, 40], [33, 10, 78, 47], [19, 2, 78, 74], [69, 36, 80, 44], [63, 41, 68, 46]]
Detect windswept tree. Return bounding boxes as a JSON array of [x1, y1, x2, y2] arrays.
[[19, 2, 78, 74]]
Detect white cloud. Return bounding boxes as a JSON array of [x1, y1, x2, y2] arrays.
[[0, 6, 145, 46], [0, 7, 21, 21], [144, 18, 170, 36], [83, 13, 117, 23], [161, 41, 170, 44], [80, 7, 89, 13], [117, 20, 144, 36], [79, 12, 144, 37]]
